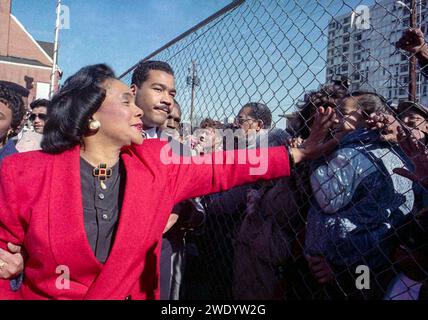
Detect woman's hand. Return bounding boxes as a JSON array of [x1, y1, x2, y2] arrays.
[[290, 107, 339, 163], [0, 243, 24, 279], [393, 126, 428, 187]]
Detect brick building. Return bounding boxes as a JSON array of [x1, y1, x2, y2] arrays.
[[0, 0, 60, 105]]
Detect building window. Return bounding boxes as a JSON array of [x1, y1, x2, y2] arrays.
[[341, 64, 349, 72], [399, 88, 406, 95], [401, 54, 408, 61], [355, 33, 362, 41], [400, 64, 409, 73], [343, 26, 349, 33], [343, 45, 349, 53], [343, 16, 350, 24], [353, 73, 360, 81], [36, 83, 50, 99], [343, 35, 350, 43], [400, 76, 409, 84], [354, 53, 361, 61]]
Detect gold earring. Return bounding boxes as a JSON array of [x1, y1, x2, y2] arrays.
[[6, 129, 14, 139], [89, 120, 101, 131]]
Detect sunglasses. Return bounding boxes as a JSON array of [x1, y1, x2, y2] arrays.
[[29, 113, 48, 122]]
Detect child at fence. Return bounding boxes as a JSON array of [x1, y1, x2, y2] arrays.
[[305, 92, 416, 300], [397, 101, 428, 147], [268, 83, 349, 300], [368, 115, 428, 300], [393, 125, 428, 299]]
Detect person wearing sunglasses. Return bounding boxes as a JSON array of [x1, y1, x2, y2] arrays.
[[29, 99, 49, 134], [13, 99, 49, 153]]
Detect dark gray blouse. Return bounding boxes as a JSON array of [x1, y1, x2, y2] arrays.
[[80, 157, 126, 264]]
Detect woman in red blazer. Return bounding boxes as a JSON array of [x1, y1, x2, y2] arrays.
[[0, 64, 337, 299]]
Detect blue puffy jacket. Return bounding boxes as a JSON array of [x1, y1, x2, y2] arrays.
[[305, 129, 416, 271]]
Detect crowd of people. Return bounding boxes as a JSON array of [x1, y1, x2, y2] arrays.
[[0, 27, 428, 300]]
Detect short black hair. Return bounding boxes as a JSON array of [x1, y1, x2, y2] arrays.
[[289, 82, 348, 138], [131, 60, 174, 88], [0, 81, 30, 98], [0, 83, 26, 137], [41, 64, 116, 154], [346, 91, 390, 118], [397, 101, 428, 120], [30, 98, 50, 110], [239, 102, 272, 128]]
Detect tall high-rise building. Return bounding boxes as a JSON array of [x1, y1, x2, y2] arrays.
[[326, 0, 428, 105]]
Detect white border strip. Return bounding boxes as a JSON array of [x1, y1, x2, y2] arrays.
[[0, 60, 51, 70]]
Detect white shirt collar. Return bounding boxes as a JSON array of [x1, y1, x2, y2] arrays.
[[145, 127, 159, 139]]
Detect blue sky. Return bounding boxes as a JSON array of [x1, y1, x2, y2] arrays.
[[11, 0, 380, 127], [11, 0, 231, 80], [121, 0, 373, 127]]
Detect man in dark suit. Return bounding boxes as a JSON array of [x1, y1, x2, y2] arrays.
[[159, 99, 205, 300], [131, 61, 205, 299]]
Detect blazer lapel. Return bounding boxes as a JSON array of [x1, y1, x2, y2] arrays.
[[84, 147, 168, 299], [48, 146, 103, 288]]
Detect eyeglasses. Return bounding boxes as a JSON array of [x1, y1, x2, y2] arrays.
[[29, 113, 47, 122]]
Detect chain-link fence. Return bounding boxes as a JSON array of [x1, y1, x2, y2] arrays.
[[120, 0, 428, 300]]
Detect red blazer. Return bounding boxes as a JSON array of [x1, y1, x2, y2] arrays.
[[0, 139, 290, 300]]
